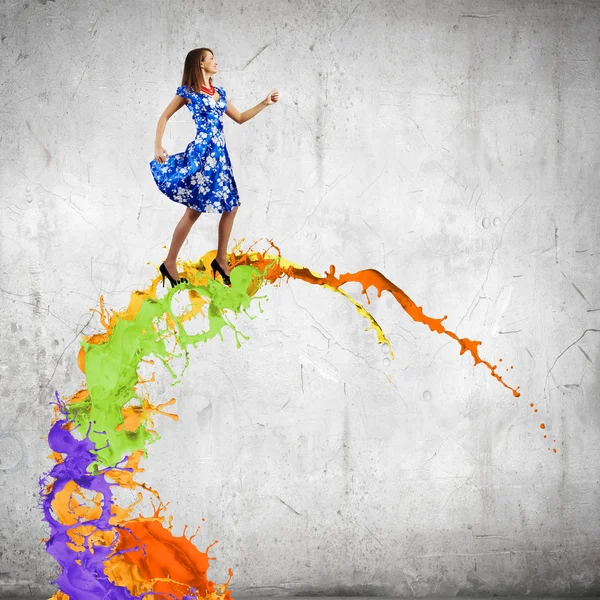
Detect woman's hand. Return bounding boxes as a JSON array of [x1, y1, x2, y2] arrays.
[[264, 88, 279, 105], [154, 145, 169, 163]]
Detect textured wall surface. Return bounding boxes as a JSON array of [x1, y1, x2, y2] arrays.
[[1, 0, 599, 597]]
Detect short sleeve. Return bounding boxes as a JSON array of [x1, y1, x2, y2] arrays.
[[175, 85, 189, 99]]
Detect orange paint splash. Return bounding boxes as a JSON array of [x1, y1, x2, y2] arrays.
[[105, 518, 232, 600], [228, 240, 520, 397]]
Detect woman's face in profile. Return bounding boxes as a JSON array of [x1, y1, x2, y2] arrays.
[[203, 53, 217, 74]]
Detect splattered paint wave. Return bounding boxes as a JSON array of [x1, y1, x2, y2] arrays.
[[40, 240, 519, 599]]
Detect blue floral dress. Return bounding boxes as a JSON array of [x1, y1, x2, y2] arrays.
[[149, 84, 241, 213]]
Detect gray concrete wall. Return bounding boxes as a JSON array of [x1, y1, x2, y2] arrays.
[[1, 0, 599, 596]]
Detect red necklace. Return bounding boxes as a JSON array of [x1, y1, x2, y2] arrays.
[[200, 83, 215, 96]]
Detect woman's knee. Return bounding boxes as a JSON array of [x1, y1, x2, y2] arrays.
[[185, 208, 201, 223], [220, 206, 238, 219]]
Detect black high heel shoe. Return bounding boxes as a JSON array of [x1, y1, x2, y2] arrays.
[[159, 263, 188, 288], [211, 258, 231, 286]]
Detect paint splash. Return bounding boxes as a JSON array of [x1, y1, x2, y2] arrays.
[[40, 240, 519, 599]]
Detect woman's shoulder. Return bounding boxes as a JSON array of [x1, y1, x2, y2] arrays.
[[176, 84, 191, 97]]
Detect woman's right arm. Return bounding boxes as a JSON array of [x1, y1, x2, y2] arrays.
[[153, 96, 187, 163]]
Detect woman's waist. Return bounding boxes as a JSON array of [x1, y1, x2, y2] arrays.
[[193, 115, 223, 126], [193, 128, 224, 141]]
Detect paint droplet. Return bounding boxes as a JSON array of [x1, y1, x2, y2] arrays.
[[544, 435, 547, 438], [482, 217, 491, 228], [381, 344, 390, 355], [540, 423, 545, 429], [534, 409, 538, 412], [530, 403, 534, 407], [310, 231, 317, 240], [303, 231, 309, 237], [493, 217, 501, 227], [423, 390, 432, 402], [553, 448, 557, 453], [383, 357, 390, 367]]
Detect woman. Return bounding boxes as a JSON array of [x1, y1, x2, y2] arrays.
[[149, 47, 279, 287]]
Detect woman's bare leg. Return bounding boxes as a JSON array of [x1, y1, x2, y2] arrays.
[[164, 207, 201, 277], [216, 206, 239, 276]]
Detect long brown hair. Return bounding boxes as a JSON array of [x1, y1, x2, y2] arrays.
[[181, 48, 214, 93]]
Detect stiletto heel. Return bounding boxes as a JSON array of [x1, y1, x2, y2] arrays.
[[210, 258, 231, 286], [159, 263, 188, 288]]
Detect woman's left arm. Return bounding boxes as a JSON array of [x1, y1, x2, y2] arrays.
[[226, 88, 279, 124]]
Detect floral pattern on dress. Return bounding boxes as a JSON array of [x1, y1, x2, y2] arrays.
[[149, 84, 241, 213]]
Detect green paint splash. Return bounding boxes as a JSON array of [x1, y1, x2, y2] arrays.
[[72, 260, 271, 470]]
